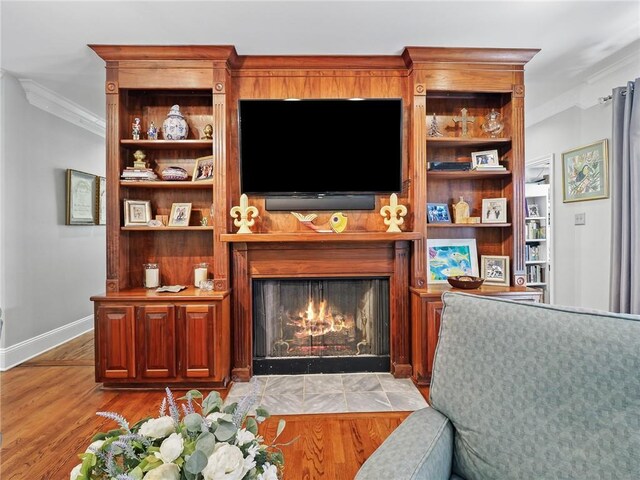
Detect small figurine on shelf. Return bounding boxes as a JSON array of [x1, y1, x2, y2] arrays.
[[132, 149, 147, 169], [482, 109, 505, 137], [453, 196, 470, 224], [230, 194, 259, 234], [202, 124, 213, 140], [147, 121, 158, 140], [132, 117, 141, 140], [427, 113, 443, 137]]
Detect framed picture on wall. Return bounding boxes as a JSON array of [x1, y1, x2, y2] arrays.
[[427, 238, 479, 284], [562, 139, 609, 202], [481, 255, 510, 286], [66, 169, 96, 225]]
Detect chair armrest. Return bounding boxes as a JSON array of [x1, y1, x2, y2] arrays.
[[355, 407, 453, 480]]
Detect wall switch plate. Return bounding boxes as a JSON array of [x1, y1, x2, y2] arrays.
[[575, 213, 586, 225]]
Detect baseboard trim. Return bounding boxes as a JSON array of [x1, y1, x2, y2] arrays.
[[0, 315, 94, 371]]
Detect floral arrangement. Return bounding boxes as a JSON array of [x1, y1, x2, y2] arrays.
[[70, 387, 287, 480]]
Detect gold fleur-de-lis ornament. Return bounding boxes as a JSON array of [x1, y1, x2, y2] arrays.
[[230, 194, 259, 234], [380, 193, 407, 233]]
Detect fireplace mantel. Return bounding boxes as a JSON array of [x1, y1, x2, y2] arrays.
[[221, 232, 422, 243]]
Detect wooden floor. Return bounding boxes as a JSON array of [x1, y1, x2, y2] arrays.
[[0, 332, 429, 479]]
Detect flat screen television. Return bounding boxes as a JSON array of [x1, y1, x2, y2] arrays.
[[238, 98, 403, 210]]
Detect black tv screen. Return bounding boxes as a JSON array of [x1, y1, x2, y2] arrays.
[[238, 99, 403, 196]]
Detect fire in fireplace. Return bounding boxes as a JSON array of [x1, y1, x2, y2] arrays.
[[253, 278, 390, 375]]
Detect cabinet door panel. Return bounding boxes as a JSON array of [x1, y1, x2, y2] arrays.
[[181, 305, 215, 378], [138, 305, 176, 378], [426, 301, 443, 381], [97, 306, 136, 379]]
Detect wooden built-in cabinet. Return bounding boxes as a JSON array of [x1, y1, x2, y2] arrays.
[[93, 290, 230, 387], [90, 45, 540, 387]]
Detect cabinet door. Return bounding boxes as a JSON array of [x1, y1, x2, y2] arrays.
[[96, 305, 136, 379], [426, 301, 444, 382], [138, 305, 176, 378], [180, 305, 215, 378]]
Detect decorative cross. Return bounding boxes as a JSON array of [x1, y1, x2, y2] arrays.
[[380, 193, 407, 233], [230, 194, 259, 234], [452, 108, 475, 137]]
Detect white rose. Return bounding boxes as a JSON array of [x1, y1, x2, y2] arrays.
[[235, 428, 255, 446], [257, 462, 279, 480], [86, 439, 105, 452], [139, 416, 175, 439], [69, 464, 82, 480], [157, 432, 184, 463], [201, 442, 249, 480], [206, 411, 231, 423], [143, 463, 180, 480]]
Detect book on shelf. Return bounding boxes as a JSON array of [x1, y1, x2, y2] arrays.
[[527, 264, 544, 284], [121, 168, 158, 181], [472, 165, 506, 171], [428, 161, 471, 171]]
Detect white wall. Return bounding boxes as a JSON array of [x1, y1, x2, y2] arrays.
[[0, 72, 105, 369], [526, 45, 639, 310]]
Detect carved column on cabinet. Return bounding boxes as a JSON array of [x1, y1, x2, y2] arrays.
[[511, 82, 527, 286], [412, 84, 428, 289], [105, 70, 121, 292], [392, 241, 412, 377], [212, 80, 229, 291], [231, 243, 251, 381]]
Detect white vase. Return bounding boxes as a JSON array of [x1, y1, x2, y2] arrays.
[[162, 105, 189, 140]]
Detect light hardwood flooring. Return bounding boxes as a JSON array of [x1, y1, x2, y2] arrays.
[[0, 332, 429, 479]]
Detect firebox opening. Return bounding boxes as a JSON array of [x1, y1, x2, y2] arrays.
[[252, 278, 390, 375]]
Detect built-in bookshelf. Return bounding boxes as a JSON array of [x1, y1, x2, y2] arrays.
[[525, 183, 551, 301]]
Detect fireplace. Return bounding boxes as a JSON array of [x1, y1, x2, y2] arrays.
[[253, 278, 390, 374]]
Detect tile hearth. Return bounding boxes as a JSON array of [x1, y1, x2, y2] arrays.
[[224, 373, 428, 415]]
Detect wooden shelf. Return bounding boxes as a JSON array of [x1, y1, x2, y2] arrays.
[[525, 216, 546, 221], [427, 170, 511, 180], [121, 226, 214, 231], [426, 137, 511, 148], [526, 238, 547, 242], [220, 232, 423, 243], [428, 223, 512, 228], [120, 139, 212, 150], [120, 180, 213, 189], [526, 260, 547, 265], [91, 286, 228, 302]]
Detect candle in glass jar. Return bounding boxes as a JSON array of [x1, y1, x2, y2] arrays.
[[194, 263, 208, 288], [143, 263, 160, 288]]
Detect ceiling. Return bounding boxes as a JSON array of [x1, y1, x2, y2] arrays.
[[2, 1, 639, 119]]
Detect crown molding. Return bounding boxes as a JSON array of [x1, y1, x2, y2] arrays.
[[18, 79, 105, 137]]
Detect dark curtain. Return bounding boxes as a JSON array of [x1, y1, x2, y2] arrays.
[[610, 78, 640, 314]]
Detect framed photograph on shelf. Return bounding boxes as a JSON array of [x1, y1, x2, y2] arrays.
[[124, 199, 152, 226], [481, 255, 510, 286], [169, 202, 192, 227], [526, 203, 540, 218], [96, 176, 106, 225], [481, 197, 507, 223], [562, 139, 608, 202], [427, 203, 451, 223], [66, 169, 96, 225], [192, 155, 214, 181], [427, 238, 479, 284], [471, 149, 500, 169]]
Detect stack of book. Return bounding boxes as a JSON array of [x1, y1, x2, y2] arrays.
[[121, 167, 158, 181], [472, 163, 506, 172]]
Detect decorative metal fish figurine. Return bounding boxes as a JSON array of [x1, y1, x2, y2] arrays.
[[291, 212, 348, 233]]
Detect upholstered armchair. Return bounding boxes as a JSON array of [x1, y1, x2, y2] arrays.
[[356, 292, 640, 480]]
